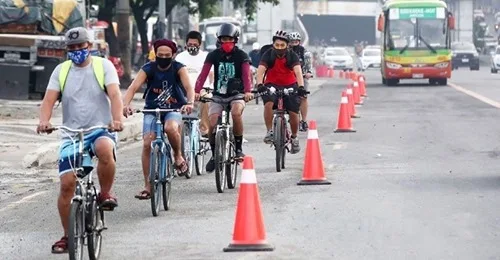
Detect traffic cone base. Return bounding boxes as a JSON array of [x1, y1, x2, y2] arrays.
[[351, 114, 361, 118], [297, 179, 332, 185], [334, 128, 356, 133], [223, 243, 275, 252]]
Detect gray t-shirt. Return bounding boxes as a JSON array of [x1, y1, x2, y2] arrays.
[[47, 57, 120, 130]]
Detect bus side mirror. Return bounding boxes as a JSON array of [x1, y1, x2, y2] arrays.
[[377, 14, 384, 32], [448, 14, 455, 30]]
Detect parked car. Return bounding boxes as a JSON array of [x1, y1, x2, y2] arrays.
[[322, 47, 354, 71], [490, 46, 500, 73], [451, 41, 480, 70], [360, 48, 381, 71]]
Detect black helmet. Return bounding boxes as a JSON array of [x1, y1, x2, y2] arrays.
[[216, 23, 240, 42], [272, 30, 289, 43]]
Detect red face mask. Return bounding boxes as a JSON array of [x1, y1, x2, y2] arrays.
[[221, 42, 235, 53]]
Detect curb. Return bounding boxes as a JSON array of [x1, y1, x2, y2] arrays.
[[22, 114, 143, 169]]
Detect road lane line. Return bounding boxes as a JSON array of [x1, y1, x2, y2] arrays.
[[449, 82, 500, 109], [0, 191, 48, 213]]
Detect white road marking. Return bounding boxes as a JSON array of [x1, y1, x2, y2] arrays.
[[448, 82, 500, 109], [0, 191, 48, 213], [332, 142, 347, 150]]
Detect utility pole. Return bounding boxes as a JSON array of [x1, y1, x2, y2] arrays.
[[159, 0, 166, 38], [223, 0, 229, 16], [117, 0, 131, 85]]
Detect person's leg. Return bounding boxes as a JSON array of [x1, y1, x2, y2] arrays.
[[92, 130, 119, 210], [285, 94, 302, 154], [135, 114, 156, 200], [261, 94, 276, 144], [198, 102, 209, 136], [205, 101, 223, 172], [299, 79, 309, 132], [163, 112, 188, 175], [51, 141, 78, 253], [230, 100, 246, 158]]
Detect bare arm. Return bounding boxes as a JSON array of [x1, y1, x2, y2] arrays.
[[293, 65, 305, 86], [39, 90, 59, 123], [178, 67, 195, 103], [106, 84, 124, 122], [256, 65, 267, 85], [123, 69, 147, 106]]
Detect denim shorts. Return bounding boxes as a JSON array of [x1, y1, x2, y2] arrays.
[[143, 112, 183, 136], [58, 129, 117, 176]]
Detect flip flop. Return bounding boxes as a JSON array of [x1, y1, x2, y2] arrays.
[[134, 190, 151, 200]]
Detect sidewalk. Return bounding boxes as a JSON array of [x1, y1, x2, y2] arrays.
[[0, 92, 145, 172]]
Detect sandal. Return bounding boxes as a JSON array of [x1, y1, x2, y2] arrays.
[[134, 190, 151, 200], [175, 160, 189, 177], [98, 193, 118, 211], [51, 236, 68, 254]]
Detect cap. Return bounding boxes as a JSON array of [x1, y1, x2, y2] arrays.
[[65, 27, 90, 46]]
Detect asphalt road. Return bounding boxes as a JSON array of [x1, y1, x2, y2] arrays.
[[2, 67, 500, 259]]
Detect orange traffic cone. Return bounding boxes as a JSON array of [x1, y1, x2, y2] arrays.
[[339, 70, 344, 79], [334, 91, 356, 133], [346, 86, 360, 118], [352, 81, 363, 105], [223, 156, 274, 252], [358, 75, 367, 97], [329, 68, 335, 78], [298, 120, 332, 185]]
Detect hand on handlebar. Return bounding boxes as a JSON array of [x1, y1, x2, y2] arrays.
[[36, 121, 53, 134], [257, 83, 267, 93], [244, 92, 254, 102], [123, 105, 134, 118], [110, 120, 124, 132], [297, 86, 308, 97]]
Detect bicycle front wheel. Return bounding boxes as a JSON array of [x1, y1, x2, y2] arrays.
[[68, 202, 85, 260], [226, 135, 240, 189], [87, 198, 103, 260], [274, 117, 284, 172], [149, 146, 161, 217], [162, 155, 173, 211], [214, 131, 226, 193], [181, 121, 193, 179]]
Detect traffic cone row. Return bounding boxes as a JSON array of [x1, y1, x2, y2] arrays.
[[335, 71, 368, 133], [223, 72, 369, 253]]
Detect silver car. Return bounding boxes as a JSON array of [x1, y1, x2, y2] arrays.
[[322, 47, 354, 71]]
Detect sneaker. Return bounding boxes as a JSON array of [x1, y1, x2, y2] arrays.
[[235, 149, 245, 160], [263, 131, 274, 144], [205, 157, 215, 172], [291, 137, 300, 154], [301, 121, 309, 132]]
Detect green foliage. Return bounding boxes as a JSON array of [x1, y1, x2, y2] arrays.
[[232, 0, 280, 20]]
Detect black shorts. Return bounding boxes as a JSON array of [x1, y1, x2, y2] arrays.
[[261, 83, 300, 113]]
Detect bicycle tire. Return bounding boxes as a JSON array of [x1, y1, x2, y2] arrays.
[[181, 121, 193, 179], [150, 145, 161, 217], [274, 117, 283, 172], [68, 201, 85, 260], [194, 128, 203, 175], [87, 198, 103, 260], [162, 155, 172, 211], [226, 135, 239, 189], [282, 122, 288, 169], [214, 131, 226, 193]]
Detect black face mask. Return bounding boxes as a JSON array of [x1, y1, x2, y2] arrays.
[[156, 57, 172, 68], [292, 45, 301, 53], [274, 48, 286, 56], [186, 46, 200, 56]]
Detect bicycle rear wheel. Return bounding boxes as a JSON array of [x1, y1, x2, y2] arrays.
[[150, 146, 161, 217], [87, 197, 103, 260], [274, 117, 283, 172], [226, 135, 240, 189], [68, 201, 85, 260], [162, 155, 173, 211], [181, 121, 193, 179], [194, 136, 207, 175], [214, 131, 226, 193], [282, 123, 289, 170]]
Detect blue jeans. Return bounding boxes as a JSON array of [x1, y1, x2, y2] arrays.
[[142, 112, 183, 136]]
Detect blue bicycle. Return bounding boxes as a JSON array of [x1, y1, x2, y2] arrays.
[[135, 108, 179, 217], [181, 109, 210, 177]]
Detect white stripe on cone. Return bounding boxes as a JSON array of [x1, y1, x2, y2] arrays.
[[240, 169, 257, 184], [346, 88, 353, 94], [353, 81, 359, 87], [341, 96, 348, 103], [307, 129, 319, 139]]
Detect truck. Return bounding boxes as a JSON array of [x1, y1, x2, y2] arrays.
[[198, 17, 245, 52], [377, 0, 456, 86], [0, 0, 85, 100]]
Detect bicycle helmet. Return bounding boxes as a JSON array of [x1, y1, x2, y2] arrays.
[[272, 30, 289, 43], [216, 23, 240, 42], [289, 32, 302, 41]]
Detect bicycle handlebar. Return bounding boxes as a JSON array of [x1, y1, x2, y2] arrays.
[[135, 108, 181, 113], [251, 86, 310, 96], [45, 125, 111, 133]]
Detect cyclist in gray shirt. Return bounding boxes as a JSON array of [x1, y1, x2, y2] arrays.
[[36, 27, 123, 254]]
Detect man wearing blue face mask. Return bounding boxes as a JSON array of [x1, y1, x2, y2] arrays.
[[37, 27, 123, 254]]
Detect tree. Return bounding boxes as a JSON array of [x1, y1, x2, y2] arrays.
[[93, 0, 120, 57]]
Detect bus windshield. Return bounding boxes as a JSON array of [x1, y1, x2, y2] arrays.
[[388, 18, 446, 52]]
